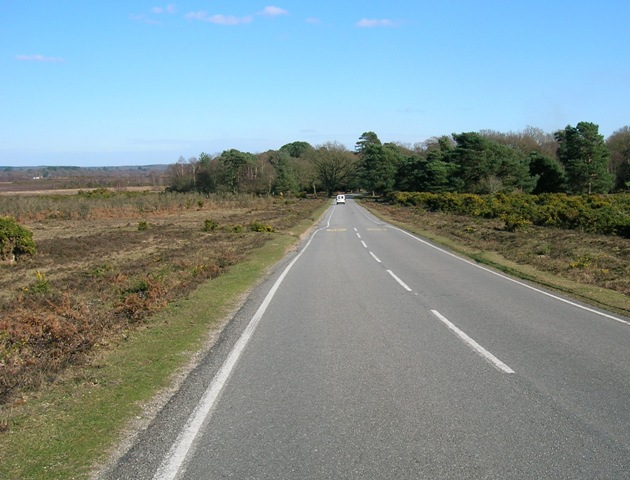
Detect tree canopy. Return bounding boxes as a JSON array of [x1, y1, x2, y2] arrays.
[[166, 123, 628, 197], [555, 122, 614, 194]]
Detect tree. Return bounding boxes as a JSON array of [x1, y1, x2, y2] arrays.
[[308, 142, 357, 196], [354, 132, 403, 195], [606, 126, 630, 190], [217, 149, 257, 193], [449, 132, 536, 193], [529, 152, 566, 193], [555, 122, 614, 194], [358, 142, 403, 195], [272, 152, 299, 194], [196, 152, 222, 194], [167, 156, 196, 192], [279, 141, 313, 158], [355, 131, 382, 154]]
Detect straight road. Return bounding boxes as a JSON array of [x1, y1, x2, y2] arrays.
[[102, 198, 630, 479]]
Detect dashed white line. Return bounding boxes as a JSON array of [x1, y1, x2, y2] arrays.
[[357, 233, 362, 239], [431, 310, 515, 374], [361, 241, 368, 249], [370, 252, 382, 263], [387, 270, 412, 291]]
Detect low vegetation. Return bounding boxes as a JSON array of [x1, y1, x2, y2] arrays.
[[389, 192, 630, 238], [0, 191, 324, 408], [364, 197, 630, 315]]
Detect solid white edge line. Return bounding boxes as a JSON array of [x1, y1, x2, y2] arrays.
[[387, 270, 412, 291], [385, 225, 629, 326], [431, 310, 515, 374], [370, 252, 382, 263], [153, 212, 332, 480]]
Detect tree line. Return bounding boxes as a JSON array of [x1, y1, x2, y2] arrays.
[[167, 122, 630, 196]]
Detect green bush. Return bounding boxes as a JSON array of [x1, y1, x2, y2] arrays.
[[203, 219, 219, 232], [0, 216, 37, 261], [388, 192, 630, 238], [249, 221, 275, 233], [137, 221, 148, 231]]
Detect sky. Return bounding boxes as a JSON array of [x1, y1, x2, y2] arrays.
[[1, 1, 629, 167]]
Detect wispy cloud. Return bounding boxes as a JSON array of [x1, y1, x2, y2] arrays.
[[130, 14, 162, 25], [260, 6, 288, 17], [152, 4, 177, 14], [16, 54, 64, 62], [356, 18, 398, 28], [184, 11, 253, 25], [305, 17, 321, 25]]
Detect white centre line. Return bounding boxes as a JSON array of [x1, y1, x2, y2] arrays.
[[370, 252, 382, 263], [387, 270, 412, 291], [357, 233, 362, 239], [431, 310, 515, 374], [361, 240, 368, 249]]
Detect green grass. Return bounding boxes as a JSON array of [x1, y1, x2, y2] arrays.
[[0, 204, 328, 480]]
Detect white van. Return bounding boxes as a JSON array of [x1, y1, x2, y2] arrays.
[[336, 194, 346, 205]]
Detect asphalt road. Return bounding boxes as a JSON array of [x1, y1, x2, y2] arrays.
[[101, 198, 630, 479]]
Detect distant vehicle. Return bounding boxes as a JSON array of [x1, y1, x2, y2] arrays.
[[336, 194, 346, 205]]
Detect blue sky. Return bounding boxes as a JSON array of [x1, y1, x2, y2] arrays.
[[2, 1, 629, 167]]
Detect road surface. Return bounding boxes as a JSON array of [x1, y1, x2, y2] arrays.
[[101, 198, 630, 479]]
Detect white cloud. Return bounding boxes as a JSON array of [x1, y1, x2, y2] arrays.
[[16, 54, 64, 62], [356, 18, 398, 28], [152, 4, 176, 14], [305, 17, 321, 25], [260, 6, 288, 17], [184, 11, 253, 25]]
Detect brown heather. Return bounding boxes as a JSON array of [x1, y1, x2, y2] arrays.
[[366, 201, 630, 303], [0, 191, 324, 405]]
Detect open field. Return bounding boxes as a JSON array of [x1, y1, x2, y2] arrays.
[[0, 191, 325, 406], [1, 191, 629, 478], [362, 200, 630, 316]]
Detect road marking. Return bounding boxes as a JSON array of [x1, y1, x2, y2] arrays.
[[361, 241, 368, 248], [153, 219, 327, 480], [387, 270, 412, 291], [354, 227, 358, 232], [367, 227, 387, 231], [356, 233, 362, 239], [326, 228, 347, 232], [380, 223, 630, 326], [370, 252, 381, 263], [431, 310, 515, 374]]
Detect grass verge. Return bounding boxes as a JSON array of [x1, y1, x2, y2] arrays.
[[0, 205, 328, 480], [362, 201, 630, 318]]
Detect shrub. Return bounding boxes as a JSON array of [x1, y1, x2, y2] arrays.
[[203, 219, 219, 232], [0, 216, 37, 262], [249, 221, 275, 233], [502, 214, 532, 232], [388, 192, 630, 238], [138, 221, 148, 231]]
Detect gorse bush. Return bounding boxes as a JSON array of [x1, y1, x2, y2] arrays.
[[203, 219, 219, 231], [249, 221, 275, 233], [0, 217, 37, 261], [389, 192, 630, 238]]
